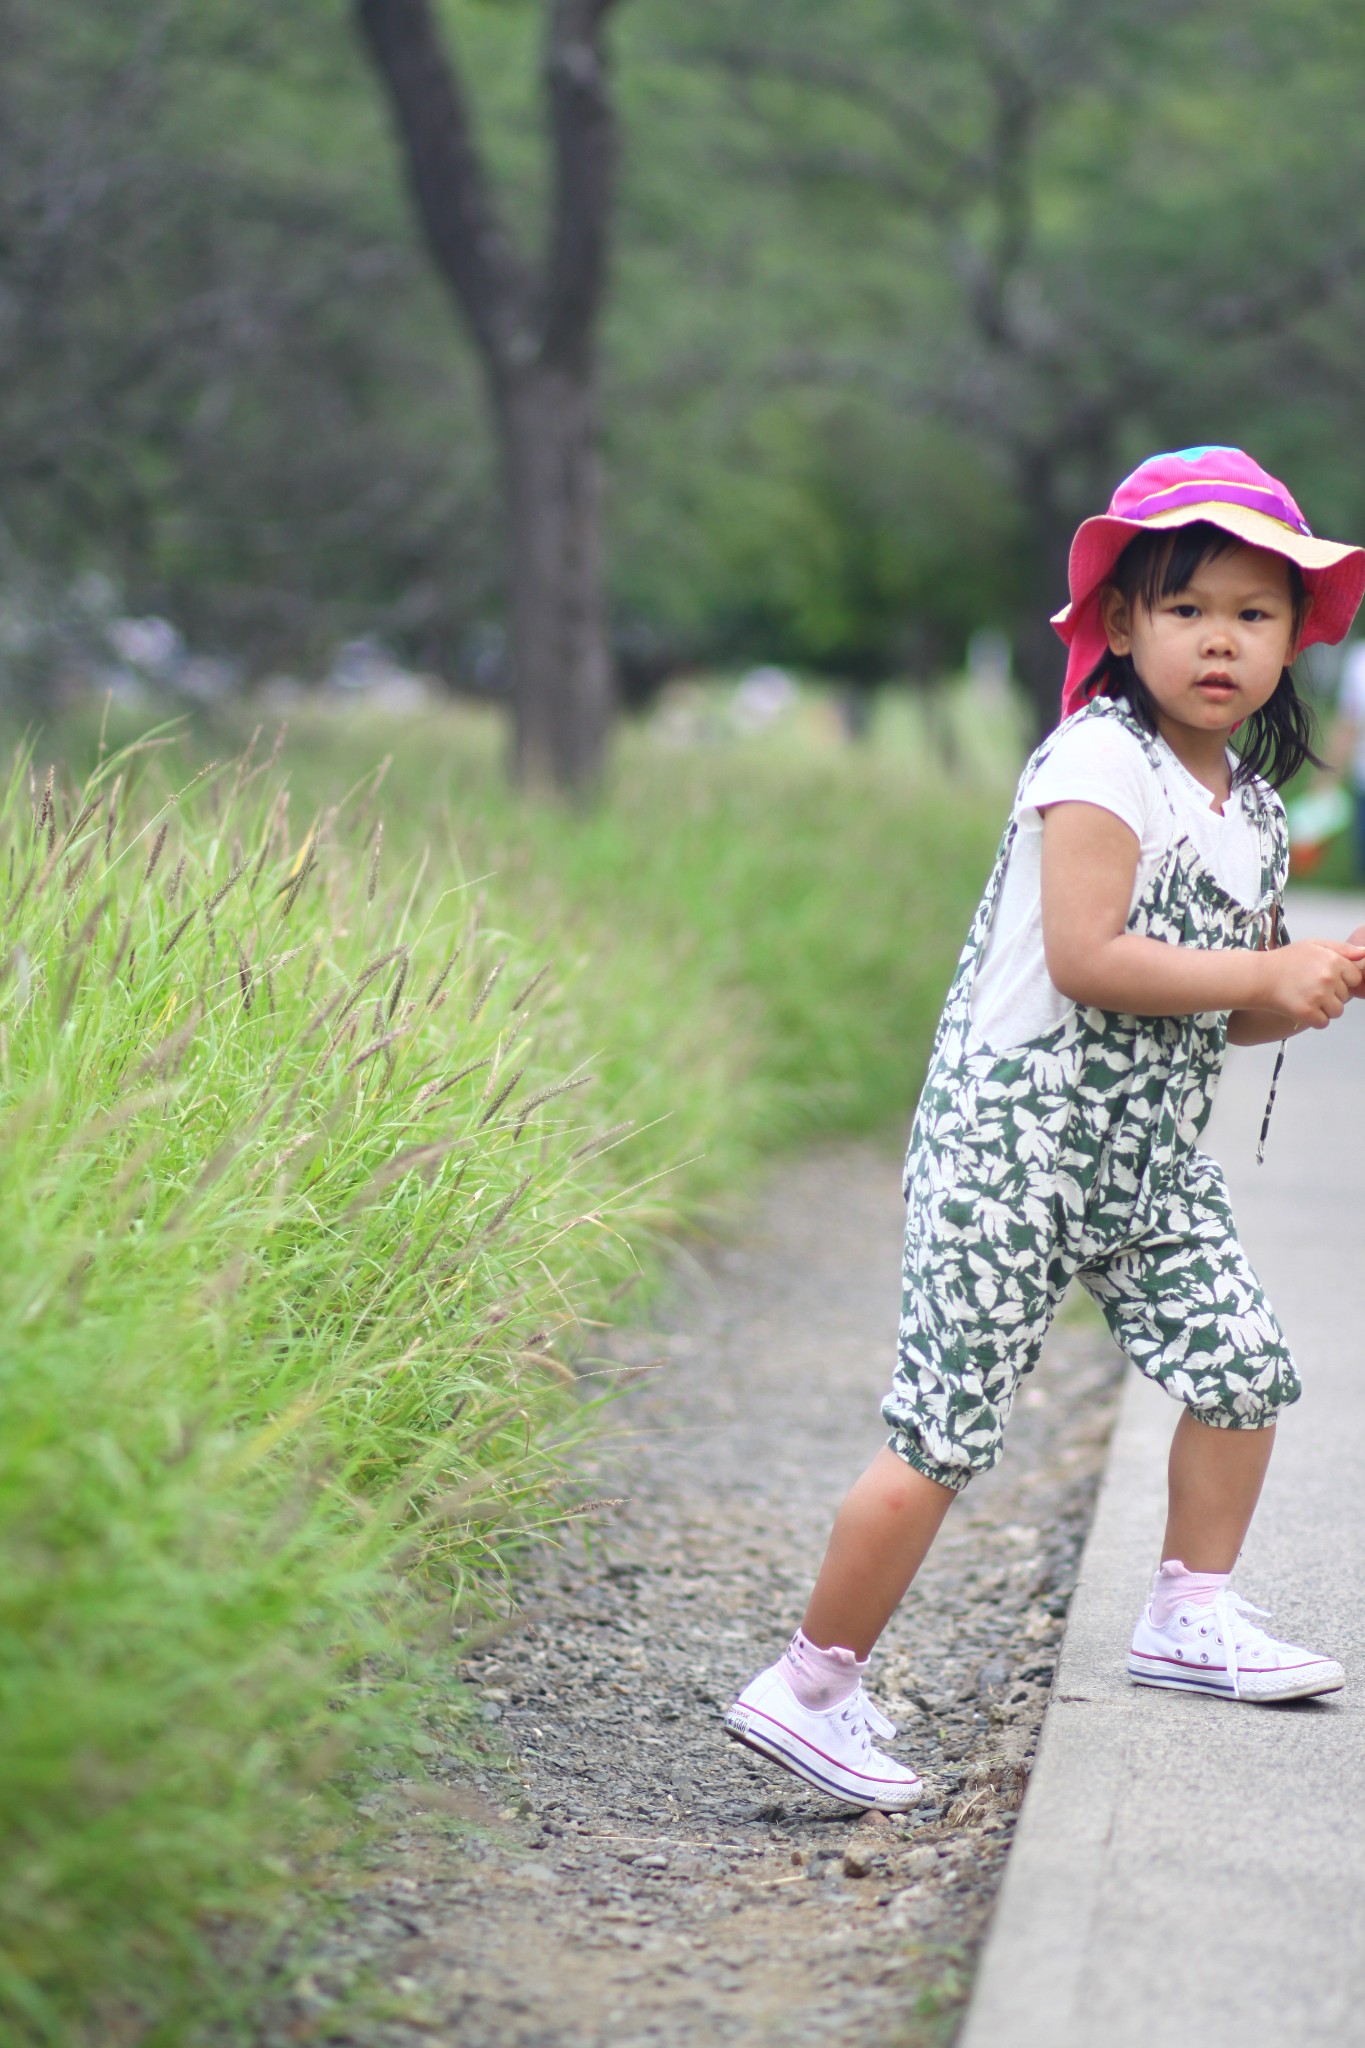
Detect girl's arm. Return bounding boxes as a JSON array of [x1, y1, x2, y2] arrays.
[[1039, 802, 1365, 1027], [1226, 1011, 1311, 1047]]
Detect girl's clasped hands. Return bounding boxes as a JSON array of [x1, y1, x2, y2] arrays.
[[1268, 934, 1365, 1027]]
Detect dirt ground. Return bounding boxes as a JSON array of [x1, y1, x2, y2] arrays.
[[261, 1143, 1123, 2047]]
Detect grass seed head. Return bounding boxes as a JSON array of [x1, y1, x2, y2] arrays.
[[142, 821, 169, 884], [367, 818, 383, 903]]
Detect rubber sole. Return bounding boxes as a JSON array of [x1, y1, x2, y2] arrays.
[[723, 1711, 922, 1811], [1128, 1662, 1344, 1703]]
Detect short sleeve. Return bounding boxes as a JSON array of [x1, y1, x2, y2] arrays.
[[1018, 716, 1157, 843]]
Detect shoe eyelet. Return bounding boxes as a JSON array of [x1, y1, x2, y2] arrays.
[[1179, 1616, 1190, 1627]]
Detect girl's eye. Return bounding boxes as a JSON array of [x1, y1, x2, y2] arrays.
[[1171, 604, 1199, 618], [1240, 609, 1268, 622]]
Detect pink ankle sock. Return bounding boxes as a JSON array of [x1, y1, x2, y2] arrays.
[[1149, 1558, 1230, 1628], [779, 1628, 867, 1711]]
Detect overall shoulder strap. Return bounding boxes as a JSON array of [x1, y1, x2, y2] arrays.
[[1240, 771, 1288, 903], [1049, 696, 1180, 824]]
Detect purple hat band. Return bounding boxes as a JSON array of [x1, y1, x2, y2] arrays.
[[1118, 475, 1312, 536]]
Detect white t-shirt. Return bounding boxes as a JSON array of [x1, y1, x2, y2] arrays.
[[1338, 642, 1365, 786], [969, 711, 1271, 1052]]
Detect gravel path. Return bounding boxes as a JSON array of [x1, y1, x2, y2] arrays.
[[267, 1143, 1120, 2047]]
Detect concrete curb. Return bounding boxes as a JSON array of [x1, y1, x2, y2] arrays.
[[959, 890, 1365, 2048], [958, 1366, 1171, 2046]]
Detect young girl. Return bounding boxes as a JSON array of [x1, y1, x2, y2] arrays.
[[726, 446, 1365, 1810]]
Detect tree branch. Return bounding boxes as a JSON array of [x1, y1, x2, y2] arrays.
[[762, 142, 952, 216], [356, 0, 532, 377], [701, 39, 966, 170]]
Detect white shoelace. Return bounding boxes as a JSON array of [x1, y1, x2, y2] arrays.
[[854, 1686, 897, 1743], [836, 1697, 872, 1758], [1207, 1589, 1273, 1698]]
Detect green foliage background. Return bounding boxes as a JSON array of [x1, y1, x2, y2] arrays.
[[6, 0, 1365, 692]]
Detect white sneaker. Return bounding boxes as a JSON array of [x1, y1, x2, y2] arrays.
[[724, 1665, 923, 1809], [1128, 1588, 1344, 1703]]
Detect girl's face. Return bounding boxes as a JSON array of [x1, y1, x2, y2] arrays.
[[1100, 542, 1301, 741]]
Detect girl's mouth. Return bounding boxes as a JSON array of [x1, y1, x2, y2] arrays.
[[1195, 674, 1237, 696]]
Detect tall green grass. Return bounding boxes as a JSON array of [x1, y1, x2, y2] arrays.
[[0, 702, 1005, 2044], [273, 702, 1007, 1192], [0, 732, 644, 2043]]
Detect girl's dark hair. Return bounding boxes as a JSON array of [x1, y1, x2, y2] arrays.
[[1076, 519, 1322, 788]]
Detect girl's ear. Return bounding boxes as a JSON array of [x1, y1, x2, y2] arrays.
[[1100, 584, 1133, 656], [1288, 591, 1313, 663]]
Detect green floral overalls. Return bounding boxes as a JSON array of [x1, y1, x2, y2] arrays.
[[884, 696, 1299, 1493]]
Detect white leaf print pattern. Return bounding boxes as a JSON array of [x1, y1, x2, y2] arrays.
[[889, 697, 1297, 1490]]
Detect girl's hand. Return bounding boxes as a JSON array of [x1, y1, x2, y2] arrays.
[[1261, 941, 1365, 1027], [1347, 924, 1365, 996]]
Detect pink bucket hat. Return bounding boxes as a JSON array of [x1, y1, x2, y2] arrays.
[[1053, 446, 1365, 718]]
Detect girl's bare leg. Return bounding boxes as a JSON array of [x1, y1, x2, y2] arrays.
[[801, 1447, 956, 1660], [1162, 1410, 1276, 1572]]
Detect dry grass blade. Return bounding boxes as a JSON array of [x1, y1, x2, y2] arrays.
[[424, 948, 461, 1008], [385, 949, 409, 1020], [63, 843, 96, 896], [339, 1138, 465, 1219], [514, 1074, 593, 1133], [61, 892, 112, 965], [345, 1028, 403, 1074], [142, 821, 169, 884], [421, 1406, 536, 1522], [571, 1120, 636, 1162], [60, 1088, 179, 1155], [162, 903, 197, 958], [468, 958, 504, 1021], [103, 775, 122, 860], [276, 833, 319, 915], [106, 914, 136, 985], [4, 854, 36, 927], [56, 894, 113, 1027], [128, 1007, 202, 1083], [414, 1056, 491, 1105], [331, 946, 406, 1035], [367, 818, 383, 903], [537, 1494, 628, 1525], [513, 1347, 576, 1386], [206, 859, 248, 918], [250, 821, 276, 885], [480, 1172, 532, 1239], [301, 987, 346, 1040], [34, 765, 54, 848], [478, 1066, 526, 1127], [61, 796, 102, 851], [508, 964, 551, 1011]]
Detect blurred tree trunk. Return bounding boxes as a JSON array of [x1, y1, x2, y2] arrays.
[[357, 0, 621, 791], [500, 363, 612, 788], [1010, 454, 1084, 744]]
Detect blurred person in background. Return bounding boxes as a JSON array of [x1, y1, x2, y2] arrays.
[[1328, 639, 1365, 881]]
